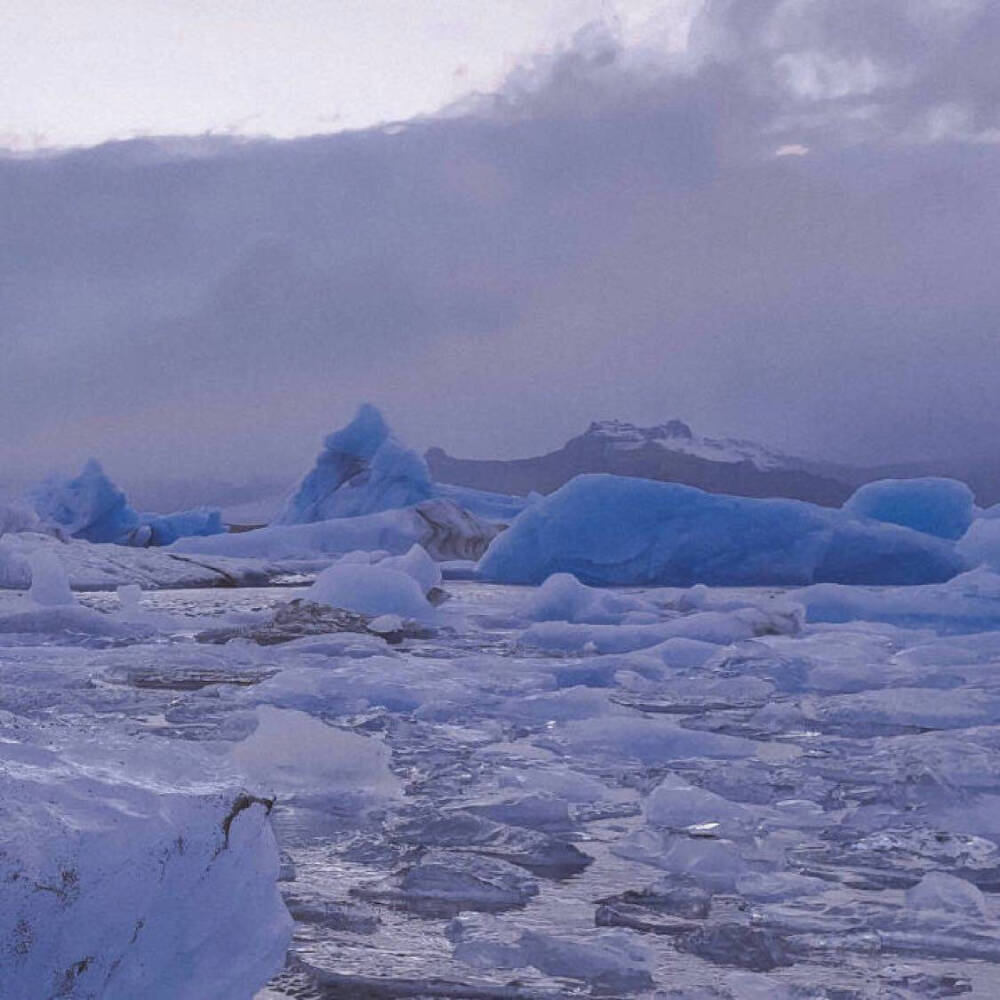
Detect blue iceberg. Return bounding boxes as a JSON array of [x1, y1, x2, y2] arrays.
[[137, 508, 225, 547], [28, 460, 224, 547], [274, 404, 434, 524], [29, 459, 140, 544], [477, 474, 966, 587], [843, 477, 974, 540]]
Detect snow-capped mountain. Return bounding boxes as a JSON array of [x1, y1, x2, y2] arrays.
[[582, 419, 803, 472], [426, 419, 856, 506]]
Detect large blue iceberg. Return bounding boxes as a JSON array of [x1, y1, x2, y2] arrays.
[[274, 404, 434, 524], [843, 477, 974, 540], [274, 404, 527, 526], [477, 474, 966, 587], [28, 459, 224, 547]]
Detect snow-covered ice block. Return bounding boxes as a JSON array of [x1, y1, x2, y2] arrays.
[[0, 500, 40, 537], [844, 477, 974, 540], [478, 474, 965, 586], [306, 562, 432, 617], [376, 543, 442, 593], [0, 729, 291, 1000], [521, 571, 650, 623], [520, 606, 802, 655], [275, 403, 433, 523]]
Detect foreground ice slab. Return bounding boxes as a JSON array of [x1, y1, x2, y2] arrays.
[[0, 724, 291, 1000], [478, 474, 966, 586], [844, 477, 975, 540]]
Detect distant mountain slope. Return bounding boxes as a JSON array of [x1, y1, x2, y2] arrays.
[[427, 420, 856, 507]]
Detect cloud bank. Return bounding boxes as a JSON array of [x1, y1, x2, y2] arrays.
[[1, 0, 998, 490]]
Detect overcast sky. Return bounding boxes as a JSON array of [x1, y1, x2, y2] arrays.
[[1, 0, 689, 148], [2, 0, 999, 492]]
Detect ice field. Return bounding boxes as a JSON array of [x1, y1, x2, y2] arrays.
[[4, 409, 1000, 998], [4, 562, 1000, 998]]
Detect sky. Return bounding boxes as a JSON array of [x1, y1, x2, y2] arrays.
[[0, 0, 689, 149], [2, 0, 999, 495]]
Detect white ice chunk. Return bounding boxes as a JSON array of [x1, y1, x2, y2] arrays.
[[644, 774, 751, 831], [306, 563, 432, 618], [905, 871, 987, 917], [230, 705, 400, 802], [377, 543, 442, 593], [27, 549, 75, 606], [521, 572, 649, 624]]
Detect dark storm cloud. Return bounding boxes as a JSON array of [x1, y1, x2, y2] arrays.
[[1, 0, 999, 490]]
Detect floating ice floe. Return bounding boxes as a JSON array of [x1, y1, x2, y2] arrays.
[[0, 530, 271, 591], [230, 705, 400, 805], [792, 567, 1000, 631], [306, 562, 434, 619], [478, 473, 966, 586]]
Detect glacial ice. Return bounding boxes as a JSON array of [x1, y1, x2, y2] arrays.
[[844, 476, 975, 540], [478, 474, 966, 586], [230, 705, 400, 804], [0, 726, 291, 1000], [8, 538, 1000, 995], [29, 458, 140, 543], [520, 571, 650, 623], [26, 459, 224, 547], [137, 506, 225, 546], [643, 773, 752, 832], [958, 514, 1000, 570], [306, 562, 433, 618], [274, 403, 434, 524], [27, 548, 75, 606], [0, 530, 270, 591], [0, 499, 40, 536], [173, 497, 499, 563]]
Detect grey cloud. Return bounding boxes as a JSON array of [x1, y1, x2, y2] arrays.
[[1, 1, 998, 492]]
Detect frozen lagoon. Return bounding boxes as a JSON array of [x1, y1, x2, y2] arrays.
[[3, 575, 1000, 999]]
